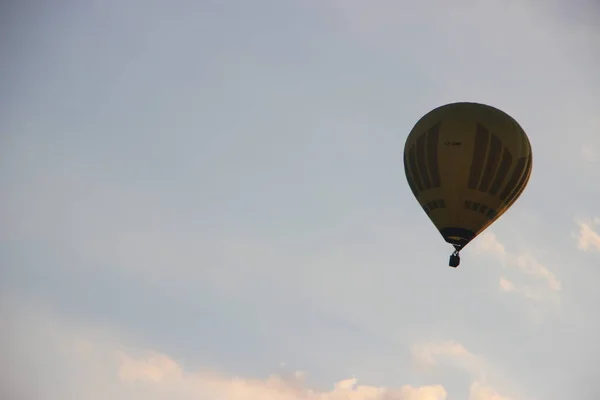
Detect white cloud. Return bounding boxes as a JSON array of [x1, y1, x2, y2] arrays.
[[115, 350, 451, 400], [475, 233, 507, 258], [411, 341, 516, 400], [412, 340, 479, 368], [0, 295, 527, 400], [412, 340, 485, 378], [469, 381, 514, 400], [94, 349, 453, 400], [514, 254, 562, 292], [476, 233, 561, 293], [499, 278, 516, 292], [4, 299, 509, 400], [473, 232, 561, 321], [576, 218, 600, 253]]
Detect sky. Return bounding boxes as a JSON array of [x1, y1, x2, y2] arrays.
[[1, 0, 599, 399]]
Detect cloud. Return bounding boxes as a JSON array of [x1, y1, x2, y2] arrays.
[[125, 369, 448, 400], [499, 278, 516, 292], [514, 254, 562, 292], [0, 294, 528, 400], [476, 233, 561, 290], [97, 350, 452, 400], [473, 232, 561, 320], [475, 233, 507, 258], [0, 298, 460, 400], [576, 218, 600, 253], [116, 350, 450, 400], [412, 340, 473, 366], [469, 382, 514, 400], [411, 341, 517, 399], [412, 340, 485, 378]]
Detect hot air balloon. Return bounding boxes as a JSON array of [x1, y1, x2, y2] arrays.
[[403, 102, 532, 268]]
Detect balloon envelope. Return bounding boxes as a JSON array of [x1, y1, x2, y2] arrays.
[[403, 102, 532, 253]]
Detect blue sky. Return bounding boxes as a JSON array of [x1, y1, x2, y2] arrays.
[[1, 1, 599, 399]]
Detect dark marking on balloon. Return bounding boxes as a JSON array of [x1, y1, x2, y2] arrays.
[[504, 153, 532, 208], [408, 147, 424, 191], [423, 199, 447, 215], [416, 134, 431, 189], [468, 124, 490, 189], [464, 200, 497, 220], [499, 156, 527, 201], [489, 148, 513, 196], [404, 153, 419, 197], [479, 133, 502, 192], [426, 123, 441, 188], [486, 209, 498, 219]]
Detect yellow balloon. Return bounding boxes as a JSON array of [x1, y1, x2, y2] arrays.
[[404, 102, 532, 267]]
